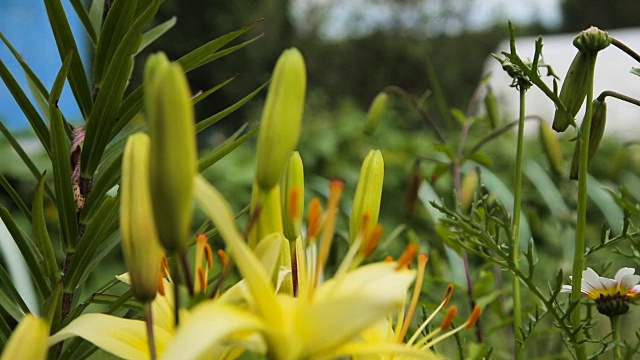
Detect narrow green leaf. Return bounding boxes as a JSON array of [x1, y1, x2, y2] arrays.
[[32, 174, 61, 284], [0, 32, 51, 121], [0, 309, 11, 345], [195, 81, 268, 133], [81, 152, 121, 222], [0, 265, 30, 321], [198, 125, 258, 172], [81, 0, 162, 178], [184, 33, 264, 71], [93, 0, 138, 86], [44, 0, 93, 119], [177, 18, 263, 72], [0, 208, 48, 298], [0, 59, 51, 155], [88, 0, 106, 36], [49, 52, 78, 251], [75, 232, 120, 289], [70, 0, 98, 46], [0, 122, 55, 201], [136, 16, 177, 55], [631, 68, 640, 77], [192, 74, 238, 105], [0, 175, 31, 222], [64, 197, 119, 292]]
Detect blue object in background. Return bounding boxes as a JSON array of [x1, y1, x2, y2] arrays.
[[0, 0, 88, 129]]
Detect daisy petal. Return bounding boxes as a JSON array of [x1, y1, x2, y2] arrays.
[[614, 267, 636, 282]]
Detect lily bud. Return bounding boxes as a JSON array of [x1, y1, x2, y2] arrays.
[[460, 170, 478, 212], [121, 133, 163, 303], [1, 314, 48, 360], [281, 151, 304, 241], [484, 86, 500, 129], [144, 53, 196, 253], [539, 121, 564, 176], [350, 150, 384, 243], [570, 99, 607, 180], [255, 48, 306, 191], [364, 92, 388, 135]]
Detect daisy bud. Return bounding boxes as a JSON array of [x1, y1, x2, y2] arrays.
[[364, 92, 388, 135], [281, 151, 305, 241], [539, 121, 564, 176], [551, 52, 590, 132], [145, 53, 196, 253], [255, 48, 306, 191], [484, 86, 500, 129], [350, 150, 384, 243], [1, 314, 48, 360], [569, 99, 607, 180], [121, 133, 163, 303], [552, 28, 610, 133], [460, 170, 478, 212]]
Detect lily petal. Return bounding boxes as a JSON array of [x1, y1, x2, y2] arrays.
[[162, 302, 265, 360], [48, 313, 172, 360]]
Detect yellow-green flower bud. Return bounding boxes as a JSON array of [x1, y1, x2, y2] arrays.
[[349, 150, 384, 243], [255, 48, 306, 191], [281, 151, 304, 241], [573, 27, 611, 54], [364, 92, 388, 135], [484, 86, 500, 129], [460, 170, 478, 212], [570, 99, 607, 180], [539, 121, 564, 176], [144, 53, 196, 253], [121, 133, 163, 303], [552, 52, 590, 132], [1, 314, 48, 360]]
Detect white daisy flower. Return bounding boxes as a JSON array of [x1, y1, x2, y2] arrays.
[[561, 267, 640, 316]]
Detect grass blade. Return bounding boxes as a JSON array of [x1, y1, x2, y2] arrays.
[[32, 174, 61, 284], [198, 124, 258, 172], [136, 16, 177, 55], [70, 0, 98, 46]]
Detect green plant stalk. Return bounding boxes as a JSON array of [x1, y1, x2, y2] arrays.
[[571, 55, 597, 360], [512, 88, 526, 360], [610, 315, 621, 360], [145, 302, 157, 360]]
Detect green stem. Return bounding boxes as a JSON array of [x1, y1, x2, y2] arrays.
[[171, 256, 181, 326], [610, 315, 622, 360], [571, 54, 597, 360], [598, 90, 640, 107], [512, 88, 526, 360], [145, 302, 157, 360]]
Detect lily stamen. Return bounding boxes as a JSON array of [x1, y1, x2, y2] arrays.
[[419, 305, 482, 350], [395, 244, 418, 270], [397, 254, 429, 342], [406, 284, 454, 346]]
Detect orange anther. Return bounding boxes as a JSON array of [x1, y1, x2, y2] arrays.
[[361, 224, 383, 257], [441, 284, 454, 308], [197, 267, 207, 293], [465, 306, 482, 329], [440, 306, 457, 330], [217, 249, 228, 267], [158, 275, 166, 297], [204, 244, 213, 269], [307, 198, 322, 238], [395, 243, 419, 270]]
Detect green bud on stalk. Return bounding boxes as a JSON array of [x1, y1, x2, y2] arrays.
[[570, 99, 607, 180], [539, 121, 565, 176], [460, 170, 479, 212], [121, 133, 163, 303], [552, 27, 610, 133], [144, 53, 197, 253], [484, 86, 500, 129], [364, 92, 388, 135], [281, 151, 305, 241], [350, 150, 384, 243], [255, 48, 307, 191]]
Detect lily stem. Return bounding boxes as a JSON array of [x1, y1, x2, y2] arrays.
[[145, 302, 157, 360], [171, 256, 181, 326], [512, 87, 526, 360], [571, 54, 597, 360]]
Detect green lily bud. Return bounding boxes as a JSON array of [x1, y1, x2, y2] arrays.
[[552, 52, 590, 132], [144, 53, 196, 253], [255, 48, 307, 191], [573, 27, 611, 54], [1, 314, 48, 360], [570, 99, 607, 180], [281, 151, 304, 241], [121, 133, 163, 303], [349, 150, 384, 243], [539, 121, 564, 176], [484, 86, 500, 129], [364, 92, 388, 135], [460, 170, 478, 212]]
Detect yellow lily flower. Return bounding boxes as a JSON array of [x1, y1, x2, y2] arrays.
[[193, 174, 439, 359], [1, 314, 49, 360]]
